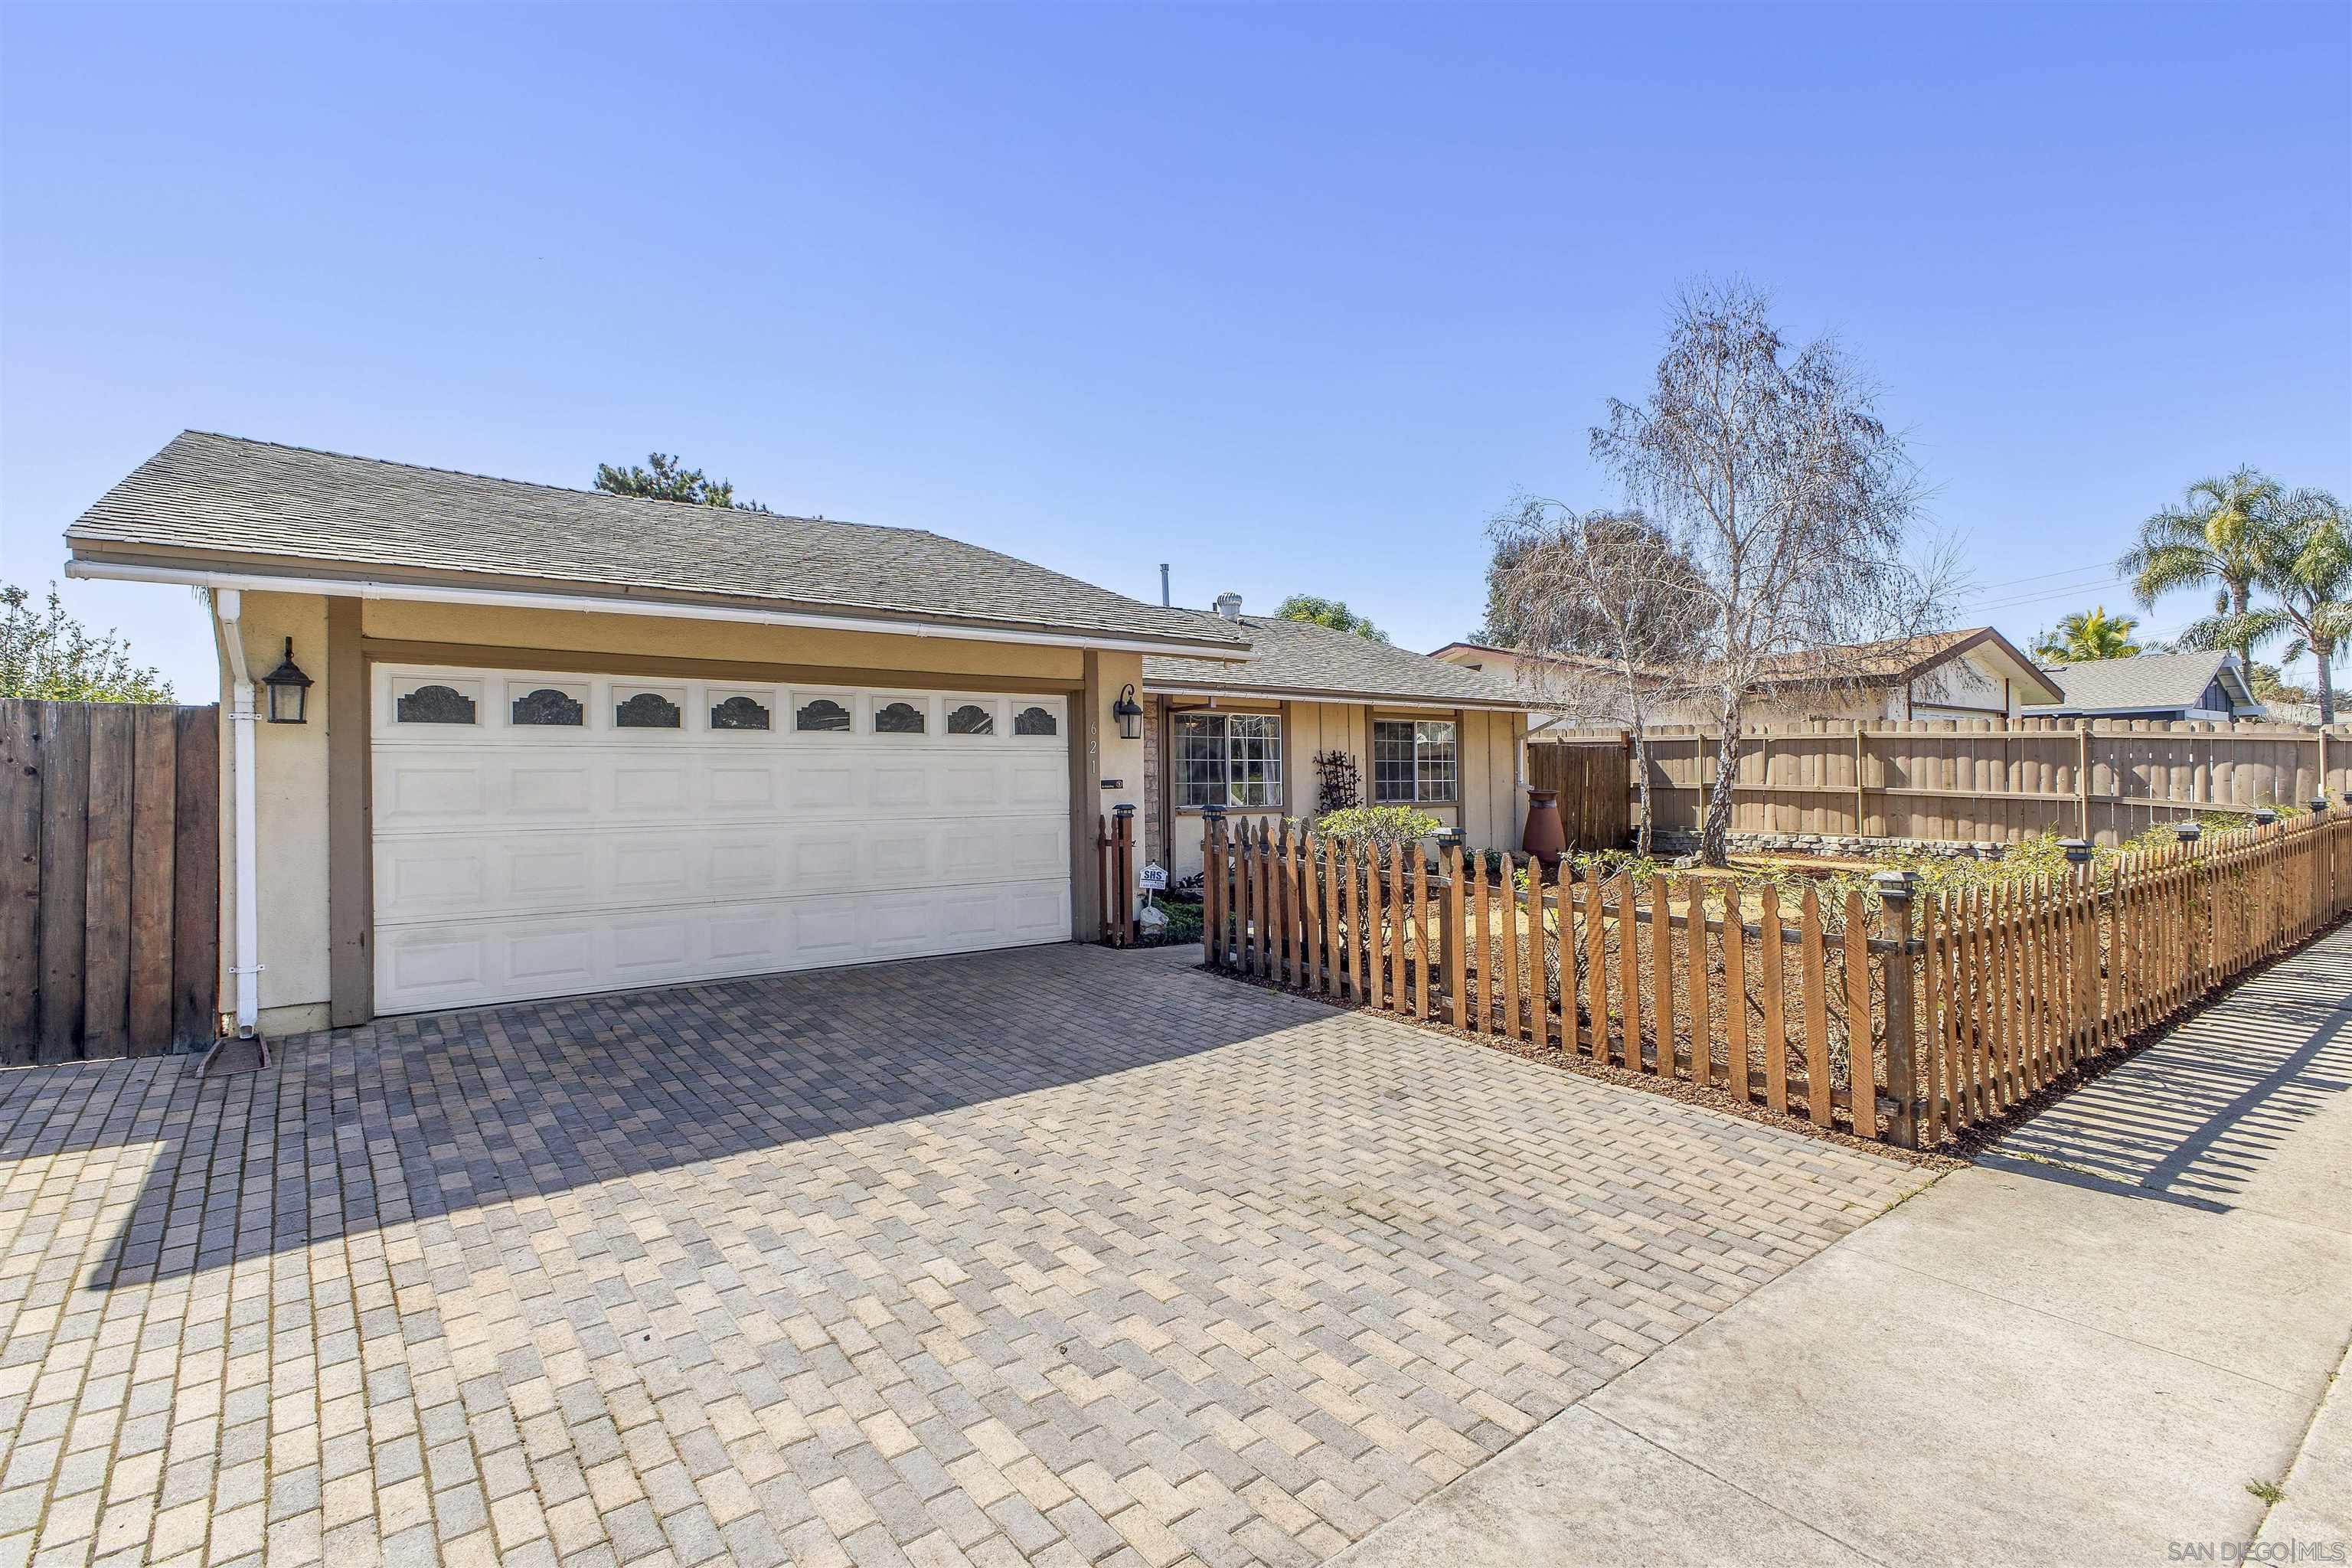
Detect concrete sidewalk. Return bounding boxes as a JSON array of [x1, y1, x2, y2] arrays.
[[1338, 923, 2352, 1567]]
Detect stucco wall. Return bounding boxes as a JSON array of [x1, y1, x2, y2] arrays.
[[219, 591, 334, 1035], [218, 593, 1138, 1032], [361, 599, 1086, 681]]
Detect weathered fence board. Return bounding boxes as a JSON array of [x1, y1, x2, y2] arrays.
[[1204, 809, 2351, 1150], [0, 699, 219, 1064], [1540, 717, 2348, 849]]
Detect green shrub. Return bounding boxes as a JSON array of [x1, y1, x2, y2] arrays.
[[1315, 805, 1442, 851], [1142, 899, 1203, 946]]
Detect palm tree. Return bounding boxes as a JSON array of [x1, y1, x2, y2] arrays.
[[2239, 489, 2352, 725], [2118, 466, 2282, 672], [2032, 606, 2142, 662]]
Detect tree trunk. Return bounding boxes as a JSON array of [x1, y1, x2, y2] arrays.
[[2318, 642, 2336, 727], [1700, 720, 1743, 867], [1631, 725, 1652, 858], [2233, 583, 2254, 675]]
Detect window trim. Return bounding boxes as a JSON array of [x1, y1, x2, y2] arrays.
[[1171, 709, 1285, 811], [1370, 717, 1459, 805]]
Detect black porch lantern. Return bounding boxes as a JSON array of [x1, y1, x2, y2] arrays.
[[262, 637, 313, 724], [1111, 683, 1144, 742]]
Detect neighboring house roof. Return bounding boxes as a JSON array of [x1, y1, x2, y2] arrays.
[[1430, 628, 2062, 705], [1146, 614, 1540, 709], [65, 431, 1249, 654], [2024, 649, 2264, 717]]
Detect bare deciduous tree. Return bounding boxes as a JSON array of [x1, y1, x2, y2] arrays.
[[1589, 281, 1950, 866], [1487, 501, 1705, 854]]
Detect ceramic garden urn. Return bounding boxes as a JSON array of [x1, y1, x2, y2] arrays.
[[1522, 787, 1566, 868]]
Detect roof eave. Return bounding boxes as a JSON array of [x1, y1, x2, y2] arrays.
[[63, 544, 1257, 661]]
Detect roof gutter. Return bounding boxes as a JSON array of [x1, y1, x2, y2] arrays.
[[1144, 683, 1536, 714], [64, 557, 1254, 662]]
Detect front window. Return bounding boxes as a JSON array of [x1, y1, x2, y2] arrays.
[[1373, 719, 1456, 803], [1174, 712, 1283, 808]]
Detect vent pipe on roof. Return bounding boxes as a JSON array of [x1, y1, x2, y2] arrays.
[[1214, 591, 1243, 621], [1160, 564, 1170, 607]]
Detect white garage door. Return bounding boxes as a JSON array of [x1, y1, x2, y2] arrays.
[[370, 664, 1073, 1015]]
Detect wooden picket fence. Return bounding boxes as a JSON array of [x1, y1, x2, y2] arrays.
[[1203, 810, 2351, 1148]]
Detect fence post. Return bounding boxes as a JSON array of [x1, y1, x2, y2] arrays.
[[1439, 830, 1465, 1026], [1112, 803, 1136, 946], [1873, 869, 1919, 1149], [1201, 805, 1226, 965]]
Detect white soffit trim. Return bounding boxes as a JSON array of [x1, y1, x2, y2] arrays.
[[64, 559, 1254, 661]]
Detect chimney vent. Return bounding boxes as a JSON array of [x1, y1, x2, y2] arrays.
[[1213, 592, 1243, 621]]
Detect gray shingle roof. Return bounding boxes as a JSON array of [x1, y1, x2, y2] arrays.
[[1144, 614, 1538, 707], [66, 432, 1246, 650], [2024, 649, 2253, 714]]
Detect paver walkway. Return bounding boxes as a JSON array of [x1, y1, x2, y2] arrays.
[[1338, 921, 2352, 1567], [0, 942, 1920, 1568]]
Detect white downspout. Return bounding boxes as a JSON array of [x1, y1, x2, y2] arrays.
[[215, 590, 262, 1038]]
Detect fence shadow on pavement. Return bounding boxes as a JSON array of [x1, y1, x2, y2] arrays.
[[1983, 931, 2352, 1212]]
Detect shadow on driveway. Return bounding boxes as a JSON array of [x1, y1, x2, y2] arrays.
[[1, 945, 1318, 1290]]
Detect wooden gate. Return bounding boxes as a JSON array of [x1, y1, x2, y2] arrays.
[[1, 699, 220, 1063], [1527, 737, 1633, 851]]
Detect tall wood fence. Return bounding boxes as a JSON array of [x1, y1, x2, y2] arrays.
[[2, 700, 219, 1063], [1538, 718, 2346, 848], [1525, 739, 1631, 851], [1204, 811, 2350, 1149]]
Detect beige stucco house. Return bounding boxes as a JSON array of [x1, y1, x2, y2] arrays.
[[1432, 628, 2062, 731], [64, 432, 1258, 1038], [1139, 603, 1539, 884]]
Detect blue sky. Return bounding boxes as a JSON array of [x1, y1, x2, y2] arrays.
[[4, 2, 2347, 699]]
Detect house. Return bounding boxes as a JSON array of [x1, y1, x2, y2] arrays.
[[64, 431, 1254, 1035], [2023, 649, 2269, 722], [1139, 601, 1538, 883], [1430, 627, 2063, 728], [60, 432, 1539, 1037]]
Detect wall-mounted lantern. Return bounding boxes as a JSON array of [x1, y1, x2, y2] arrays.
[[262, 638, 313, 724], [1112, 683, 1144, 742]]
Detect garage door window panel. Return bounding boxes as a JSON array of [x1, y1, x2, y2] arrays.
[[795, 697, 853, 733], [395, 678, 479, 725], [947, 701, 998, 736], [511, 684, 586, 727], [710, 693, 773, 731], [869, 696, 933, 736], [616, 689, 684, 730], [1011, 701, 1064, 740]]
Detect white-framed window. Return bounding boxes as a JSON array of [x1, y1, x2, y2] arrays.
[[1173, 711, 1282, 808], [1372, 719, 1456, 804]]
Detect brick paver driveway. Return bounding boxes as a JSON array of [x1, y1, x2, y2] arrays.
[[0, 945, 1923, 1568]]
